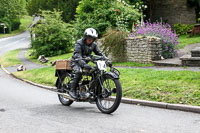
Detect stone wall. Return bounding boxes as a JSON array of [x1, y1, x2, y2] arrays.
[[149, 0, 196, 25], [125, 36, 162, 63]]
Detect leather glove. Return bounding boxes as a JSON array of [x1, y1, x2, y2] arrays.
[[101, 56, 109, 60], [84, 57, 91, 62], [107, 60, 112, 67], [78, 60, 86, 67], [84, 64, 92, 70]]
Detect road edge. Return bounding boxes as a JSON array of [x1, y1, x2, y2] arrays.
[[1, 64, 200, 114]]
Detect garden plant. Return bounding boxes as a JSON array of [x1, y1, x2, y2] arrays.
[[130, 20, 180, 59], [31, 10, 74, 57], [73, 0, 141, 39]]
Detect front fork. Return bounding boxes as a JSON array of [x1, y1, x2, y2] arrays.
[[97, 72, 111, 98]]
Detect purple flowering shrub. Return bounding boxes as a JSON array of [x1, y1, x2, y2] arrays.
[[130, 20, 179, 59]]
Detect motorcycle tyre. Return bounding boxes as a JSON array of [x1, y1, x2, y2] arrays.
[[57, 74, 74, 106], [96, 77, 122, 114]]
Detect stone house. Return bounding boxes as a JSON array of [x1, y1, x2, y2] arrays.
[[146, 0, 197, 26]]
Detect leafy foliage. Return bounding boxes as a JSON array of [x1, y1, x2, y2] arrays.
[[74, 0, 141, 39], [173, 23, 194, 36], [199, 12, 200, 23], [0, 17, 12, 33], [0, 0, 26, 33], [123, 0, 148, 4], [0, 0, 27, 19], [130, 20, 179, 59], [26, 0, 80, 22], [31, 10, 73, 57], [101, 28, 128, 62]]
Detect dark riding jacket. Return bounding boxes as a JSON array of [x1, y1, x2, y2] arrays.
[[71, 38, 104, 67]]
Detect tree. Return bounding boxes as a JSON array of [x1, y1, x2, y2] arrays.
[[26, 0, 80, 22], [0, 0, 26, 19], [0, 0, 27, 32]]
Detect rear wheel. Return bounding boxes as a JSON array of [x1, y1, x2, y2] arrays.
[[96, 76, 122, 114], [57, 73, 74, 106]]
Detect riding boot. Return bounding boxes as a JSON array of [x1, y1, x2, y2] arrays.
[[69, 77, 80, 99]]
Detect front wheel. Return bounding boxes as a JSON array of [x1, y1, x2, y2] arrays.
[[96, 76, 122, 114]]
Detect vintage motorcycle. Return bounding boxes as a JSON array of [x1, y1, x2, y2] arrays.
[[55, 55, 122, 114]]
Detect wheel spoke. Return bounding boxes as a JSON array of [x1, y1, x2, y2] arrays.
[[57, 73, 74, 106], [99, 78, 117, 110]]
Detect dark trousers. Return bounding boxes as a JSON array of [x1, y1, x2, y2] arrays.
[[71, 62, 82, 91]]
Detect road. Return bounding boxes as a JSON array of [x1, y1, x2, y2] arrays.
[[0, 32, 200, 133]]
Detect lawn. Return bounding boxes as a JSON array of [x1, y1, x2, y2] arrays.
[[0, 49, 22, 67], [14, 67, 57, 86], [113, 61, 154, 67], [0, 16, 32, 38], [14, 66, 200, 106], [25, 49, 73, 66], [179, 34, 200, 49]]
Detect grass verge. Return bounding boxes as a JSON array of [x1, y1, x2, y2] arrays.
[[0, 49, 22, 67], [14, 67, 57, 86], [14, 67, 200, 106], [0, 16, 32, 38], [113, 62, 154, 67], [179, 34, 200, 49]]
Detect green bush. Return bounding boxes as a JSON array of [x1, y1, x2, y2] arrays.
[[73, 16, 112, 40], [74, 0, 141, 39], [101, 28, 128, 62], [173, 23, 194, 36], [31, 10, 73, 57], [27, 0, 80, 22], [0, 17, 12, 33], [11, 18, 21, 31], [0, 0, 27, 32], [0, 17, 21, 33]]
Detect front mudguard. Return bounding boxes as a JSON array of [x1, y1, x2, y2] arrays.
[[103, 72, 119, 79], [95, 71, 119, 96]]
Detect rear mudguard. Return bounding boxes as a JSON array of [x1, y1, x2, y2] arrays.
[[55, 70, 71, 77], [55, 70, 72, 87]]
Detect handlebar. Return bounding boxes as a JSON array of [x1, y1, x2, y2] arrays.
[[74, 55, 112, 68], [75, 55, 109, 62]]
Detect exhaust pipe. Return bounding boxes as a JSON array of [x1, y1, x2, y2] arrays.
[[57, 92, 75, 101]]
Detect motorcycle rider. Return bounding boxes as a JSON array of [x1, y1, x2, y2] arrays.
[[69, 28, 111, 99]]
